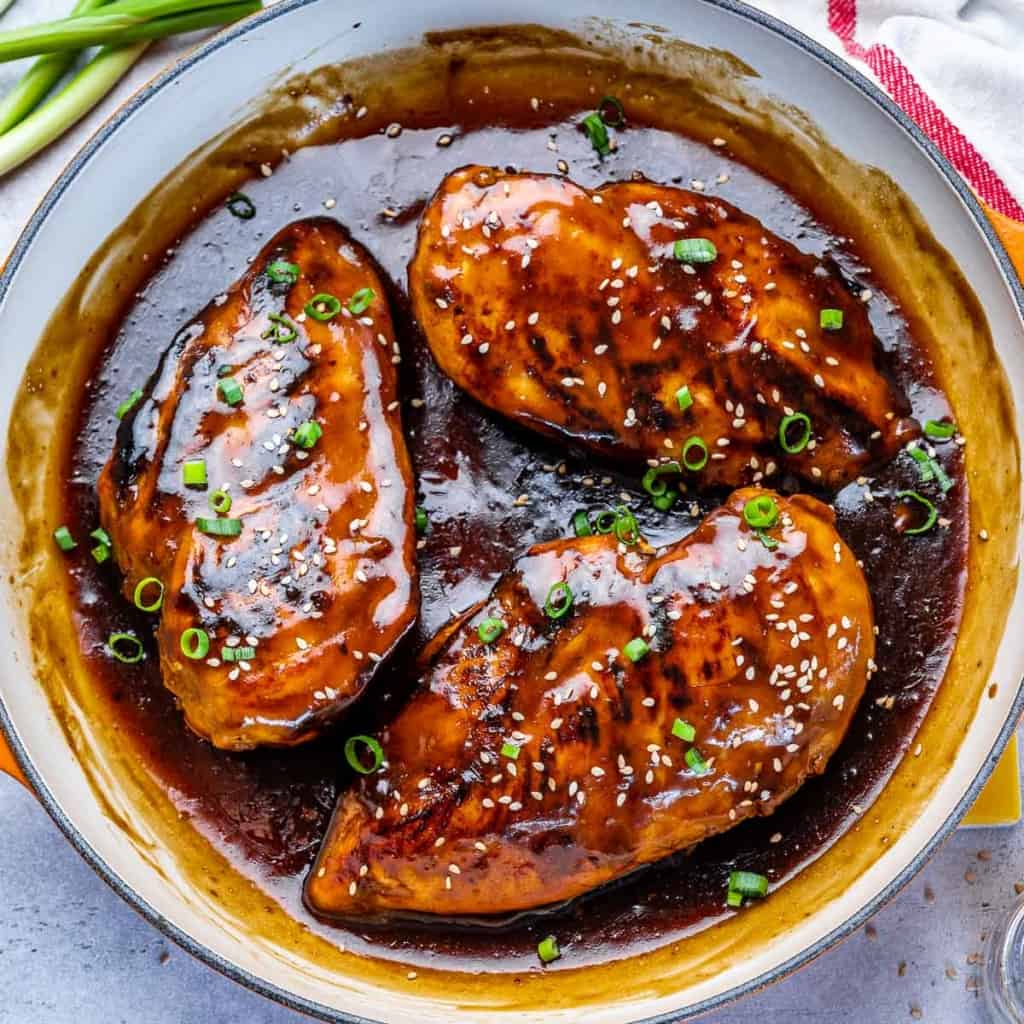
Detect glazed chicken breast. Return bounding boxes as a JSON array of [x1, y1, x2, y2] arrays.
[[97, 219, 417, 750], [409, 166, 915, 488], [306, 488, 874, 917]]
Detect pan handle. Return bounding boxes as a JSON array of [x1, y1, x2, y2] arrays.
[[0, 732, 28, 787]]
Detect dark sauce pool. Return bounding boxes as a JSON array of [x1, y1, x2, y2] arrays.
[[57, 102, 966, 971]]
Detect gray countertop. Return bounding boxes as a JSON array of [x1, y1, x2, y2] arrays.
[[1, 3, 1021, 1021]]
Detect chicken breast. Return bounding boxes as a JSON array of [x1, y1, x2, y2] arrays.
[[409, 166, 915, 488], [97, 219, 417, 750], [306, 488, 873, 917]]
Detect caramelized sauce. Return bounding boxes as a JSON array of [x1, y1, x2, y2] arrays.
[[57, 97, 965, 969]]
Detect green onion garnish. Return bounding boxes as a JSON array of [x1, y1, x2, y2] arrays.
[[623, 637, 650, 663], [933, 460, 954, 494], [613, 506, 639, 545], [91, 543, 111, 564], [544, 582, 574, 620], [537, 935, 561, 964], [682, 436, 709, 471], [347, 287, 376, 315], [226, 192, 256, 220], [133, 577, 164, 613], [501, 741, 520, 760], [179, 627, 209, 660], [896, 490, 938, 535], [478, 617, 505, 644], [755, 529, 779, 551], [217, 376, 243, 406], [685, 747, 710, 775], [742, 495, 778, 530], [779, 412, 812, 454], [642, 461, 681, 498], [571, 510, 593, 537], [266, 260, 299, 285], [594, 509, 618, 534], [262, 312, 298, 344], [581, 111, 611, 156], [292, 421, 323, 450], [182, 459, 207, 488], [671, 718, 696, 742], [53, 525, 76, 551], [726, 889, 744, 908], [107, 632, 144, 664], [197, 516, 242, 537], [208, 490, 232, 515], [729, 870, 769, 898], [820, 308, 844, 331], [222, 646, 256, 663], [673, 238, 717, 264], [675, 385, 693, 413], [415, 506, 428, 533], [344, 734, 384, 775], [924, 419, 956, 440], [90, 527, 111, 548], [652, 489, 679, 512], [305, 292, 342, 322], [907, 445, 934, 483], [115, 388, 143, 420]]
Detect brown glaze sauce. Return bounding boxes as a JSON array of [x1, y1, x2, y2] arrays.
[[56, 79, 966, 970]]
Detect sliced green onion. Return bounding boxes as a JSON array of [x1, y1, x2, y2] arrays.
[[907, 445, 934, 482], [571, 510, 593, 537], [53, 525, 76, 551], [652, 489, 679, 512], [347, 287, 375, 315], [179, 627, 209, 660], [107, 632, 144, 664], [226, 192, 255, 220], [819, 308, 844, 331], [924, 419, 957, 440], [682, 436, 709, 471], [613, 506, 639, 546], [671, 718, 696, 742], [537, 935, 561, 964], [779, 412, 812, 454], [133, 576, 164, 613], [594, 509, 618, 534], [623, 637, 650, 663], [933, 460, 954, 494], [196, 516, 242, 537], [673, 238, 717, 264], [675, 385, 693, 413], [292, 420, 323, 450], [91, 542, 111, 564], [743, 495, 778, 530], [478, 617, 505, 644], [182, 459, 207, 487], [598, 95, 626, 127], [729, 870, 769, 898], [642, 461, 681, 498], [305, 292, 342, 322], [501, 741, 520, 760], [415, 506, 428, 533], [727, 889, 744, 908], [90, 527, 111, 548], [685, 747, 710, 775], [262, 312, 298, 344], [344, 734, 384, 774], [544, 582, 574, 620], [222, 645, 256, 663], [208, 490, 232, 515], [217, 376, 243, 406], [581, 111, 610, 156], [266, 260, 299, 285], [755, 529, 779, 551], [896, 490, 938, 535], [115, 387, 143, 420]]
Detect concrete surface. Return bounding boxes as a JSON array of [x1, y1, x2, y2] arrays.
[[1, 1, 1021, 1021]]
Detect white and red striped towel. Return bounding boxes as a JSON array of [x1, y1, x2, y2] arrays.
[[752, 0, 1024, 222]]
